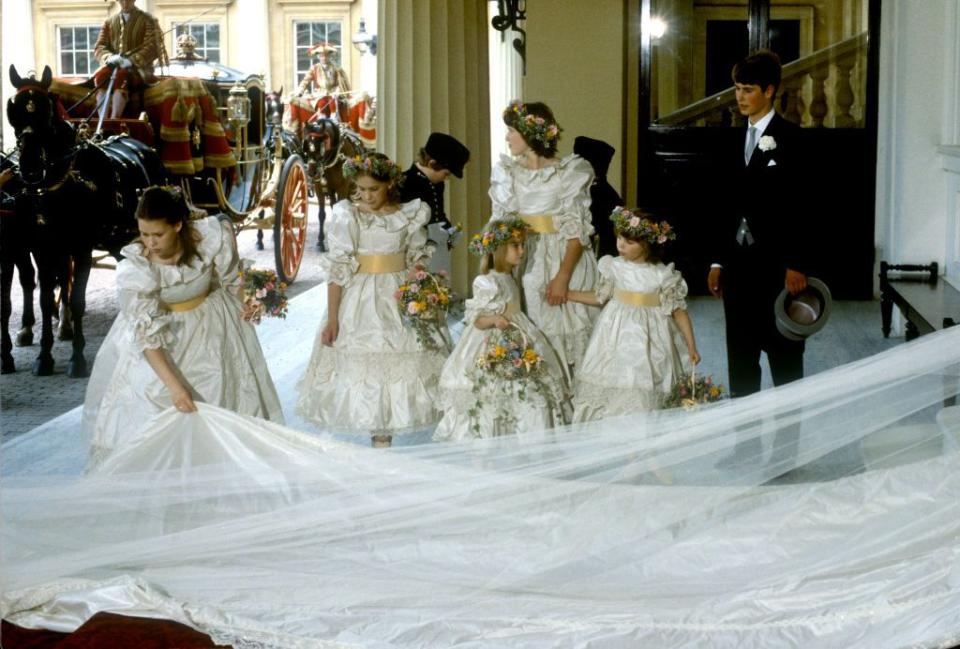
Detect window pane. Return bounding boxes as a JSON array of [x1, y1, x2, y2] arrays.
[[61, 53, 74, 75], [60, 27, 73, 50], [77, 55, 89, 75], [207, 48, 220, 63], [77, 27, 89, 49], [296, 22, 311, 46], [89, 27, 100, 45], [206, 25, 219, 48], [327, 24, 341, 47]]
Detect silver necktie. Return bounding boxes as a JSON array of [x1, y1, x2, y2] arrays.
[[744, 125, 757, 165]]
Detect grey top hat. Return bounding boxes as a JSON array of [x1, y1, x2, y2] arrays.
[[774, 277, 832, 341]]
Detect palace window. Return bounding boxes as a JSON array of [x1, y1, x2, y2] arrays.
[[173, 23, 221, 62], [57, 25, 101, 77], [293, 20, 342, 86]]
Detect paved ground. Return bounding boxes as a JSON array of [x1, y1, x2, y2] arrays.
[[0, 205, 327, 443]]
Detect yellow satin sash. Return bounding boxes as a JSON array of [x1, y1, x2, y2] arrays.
[[519, 214, 557, 234], [164, 291, 209, 313], [614, 290, 660, 307], [357, 252, 406, 274]]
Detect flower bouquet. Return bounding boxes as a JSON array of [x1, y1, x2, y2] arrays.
[[239, 268, 288, 324], [395, 269, 452, 351], [468, 324, 557, 436], [662, 372, 725, 410]]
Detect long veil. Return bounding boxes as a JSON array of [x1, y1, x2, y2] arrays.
[[3, 286, 960, 648]]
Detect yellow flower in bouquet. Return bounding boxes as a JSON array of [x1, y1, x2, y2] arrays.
[[394, 269, 453, 351], [662, 372, 725, 410]]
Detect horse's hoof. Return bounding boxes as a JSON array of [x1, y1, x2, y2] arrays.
[[15, 328, 33, 347], [1, 354, 15, 374], [32, 356, 54, 376], [68, 358, 89, 378], [58, 325, 74, 341]]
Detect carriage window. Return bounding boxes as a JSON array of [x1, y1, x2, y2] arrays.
[[293, 21, 343, 86], [173, 23, 221, 62], [57, 25, 101, 77]]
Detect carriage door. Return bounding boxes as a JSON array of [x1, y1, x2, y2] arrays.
[[638, 0, 880, 298]]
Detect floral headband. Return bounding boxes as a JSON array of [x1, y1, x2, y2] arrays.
[[468, 217, 529, 256], [610, 207, 676, 244], [343, 153, 403, 184], [503, 100, 562, 149]]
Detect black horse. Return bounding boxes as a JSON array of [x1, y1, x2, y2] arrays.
[[6, 64, 166, 377], [0, 150, 37, 373]]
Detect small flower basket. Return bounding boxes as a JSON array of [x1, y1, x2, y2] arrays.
[[395, 269, 452, 351], [240, 268, 288, 324], [468, 324, 557, 436], [662, 372, 725, 411]]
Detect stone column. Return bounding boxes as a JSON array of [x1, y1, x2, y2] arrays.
[[2, 0, 35, 149], [378, 0, 491, 296], [232, 0, 270, 84]]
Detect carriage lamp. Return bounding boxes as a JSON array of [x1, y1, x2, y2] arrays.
[[227, 81, 251, 126], [352, 18, 378, 56]]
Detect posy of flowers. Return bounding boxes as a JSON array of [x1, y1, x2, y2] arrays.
[[662, 372, 725, 410], [468, 325, 558, 436], [239, 268, 288, 324], [395, 269, 452, 351]]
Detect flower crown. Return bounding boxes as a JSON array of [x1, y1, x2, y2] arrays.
[[503, 100, 562, 149], [468, 217, 529, 257], [343, 153, 403, 184], [610, 207, 676, 244]]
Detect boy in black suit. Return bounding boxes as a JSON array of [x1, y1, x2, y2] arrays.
[[708, 51, 810, 463], [708, 49, 809, 396]]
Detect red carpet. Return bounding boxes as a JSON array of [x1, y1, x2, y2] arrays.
[[1, 613, 230, 648]]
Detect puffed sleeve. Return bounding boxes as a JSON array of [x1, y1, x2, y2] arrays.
[[464, 274, 507, 326], [196, 216, 243, 292], [595, 255, 616, 304], [658, 263, 689, 315], [116, 247, 173, 351], [488, 156, 518, 220], [402, 199, 435, 267], [553, 155, 595, 245], [319, 200, 360, 285]]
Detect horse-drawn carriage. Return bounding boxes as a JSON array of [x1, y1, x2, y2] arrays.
[[2, 40, 368, 376]]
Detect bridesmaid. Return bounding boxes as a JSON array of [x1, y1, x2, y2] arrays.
[[83, 186, 283, 465], [489, 100, 599, 372]]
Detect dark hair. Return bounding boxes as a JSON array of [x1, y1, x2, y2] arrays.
[[503, 101, 559, 158], [732, 50, 782, 95], [135, 185, 201, 266]]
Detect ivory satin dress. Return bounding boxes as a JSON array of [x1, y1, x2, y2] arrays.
[[83, 216, 283, 465], [297, 199, 446, 435], [572, 255, 692, 422], [488, 154, 600, 370]]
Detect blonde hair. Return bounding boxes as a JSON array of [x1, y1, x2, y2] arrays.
[[479, 235, 524, 274]]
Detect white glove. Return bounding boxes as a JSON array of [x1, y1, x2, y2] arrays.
[[106, 53, 123, 66], [119, 56, 133, 69]]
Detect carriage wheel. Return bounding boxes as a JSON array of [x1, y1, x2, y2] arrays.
[[274, 154, 309, 284]]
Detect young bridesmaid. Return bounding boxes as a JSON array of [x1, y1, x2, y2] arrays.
[[297, 152, 444, 447], [567, 208, 700, 422], [489, 100, 598, 372], [83, 186, 283, 465], [434, 219, 569, 441]]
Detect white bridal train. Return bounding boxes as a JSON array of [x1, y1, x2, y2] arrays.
[[3, 284, 960, 648]]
